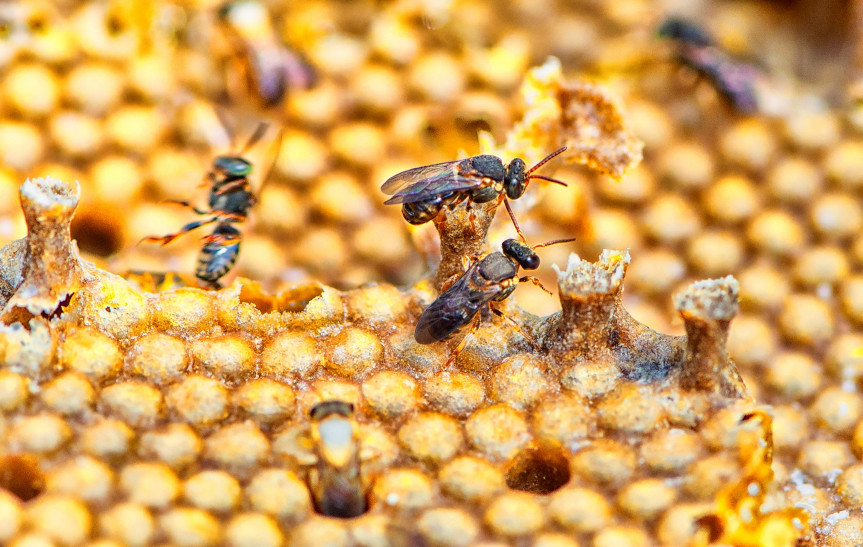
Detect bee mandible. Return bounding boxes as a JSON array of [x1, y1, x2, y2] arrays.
[[141, 122, 281, 288], [308, 400, 366, 519], [415, 236, 575, 365], [381, 147, 569, 228]]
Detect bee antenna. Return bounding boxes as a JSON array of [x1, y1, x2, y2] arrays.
[[525, 146, 567, 177], [213, 106, 237, 151], [527, 174, 568, 187], [532, 237, 577, 249], [239, 122, 270, 155]]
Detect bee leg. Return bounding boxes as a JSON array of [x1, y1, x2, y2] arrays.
[[162, 200, 211, 215], [490, 305, 540, 350], [139, 217, 219, 246], [444, 313, 481, 368], [503, 198, 528, 243], [519, 275, 554, 296]]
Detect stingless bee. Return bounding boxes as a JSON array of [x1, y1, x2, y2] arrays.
[[141, 122, 281, 288], [381, 147, 569, 226], [308, 400, 366, 519], [218, 0, 315, 108], [415, 236, 575, 365], [658, 17, 761, 114]]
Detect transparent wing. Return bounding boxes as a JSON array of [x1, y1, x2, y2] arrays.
[[414, 270, 500, 344], [381, 160, 484, 205]]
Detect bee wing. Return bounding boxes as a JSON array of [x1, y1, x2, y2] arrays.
[[414, 271, 500, 344], [381, 160, 483, 205]]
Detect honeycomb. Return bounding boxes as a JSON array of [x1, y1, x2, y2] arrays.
[[0, 0, 861, 545]]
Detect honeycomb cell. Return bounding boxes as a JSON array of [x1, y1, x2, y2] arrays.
[[617, 478, 677, 522], [59, 327, 122, 383], [438, 456, 505, 503], [203, 422, 270, 471], [779, 294, 835, 346], [190, 335, 255, 381], [184, 470, 241, 513], [597, 384, 665, 435], [371, 468, 434, 511], [771, 405, 809, 451], [138, 423, 201, 470], [657, 141, 714, 190], [224, 513, 283, 547], [9, 414, 71, 454], [798, 441, 853, 479], [532, 394, 591, 447], [560, 360, 621, 400], [328, 124, 387, 169], [639, 428, 701, 474], [465, 404, 531, 461], [63, 63, 124, 115], [811, 387, 863, 435], [362, 370, 421, 419], [589, 208, 643, 252], [826, 333, 863, 381], [641, 194, 702, 244], [747, 210, 806, 256], [4, 63, 59, 118], [825, 141, 863, 189], [824, 517, 863, 547], [571, 440, 636, 487], [763, 351, 822, 400], [398, 412, 463, 463], [686, 231, 745, 276], [49, 112, 103, 158], [81, 419, 133, 461], [737, 264, 791, 311], [767, 156, 823, 204], [784, 111, 840, 150], [719, 118, 776, 170], [484, 492, 546, 537], [703, 175, 761, 224], [597, 165, 655, 203], [233, 379, 295, 427], [811, 193, 863, 240], [727, 314, 777, 367], [417, 507, 479, 547], [245, 469, 311, 521], [39, 373, 93, 415], [325, 327, 382, 377], [152, 289, 214, 336], [45, 456, 113, 504], [0, 491, 22, 542], [841, 276, 863, 325], [793, 246, 849, 286], [105, 106, 167, 154], [409, 51, 466, 102], [260, 332, 323, 379], [351, 64, 405, 113], [159, 507, 221, 547], [119, 463, 180, 509], [628, 249, 686, 296], [290, 516, 349, 547], [422, 372, 485, 418], [26, 496, 91, 546], [0, 122, 43, 170], [125, 333, 187, 385], [100, 382, 163, 428], [99, 503, 154, 547], [165, 376, 229, 427]]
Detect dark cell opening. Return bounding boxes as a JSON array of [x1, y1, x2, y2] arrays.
[[238, 283, 324, 314], [505, 444, 571, 495], [71, 209, 124, 258], [0, 454, 45, 502]]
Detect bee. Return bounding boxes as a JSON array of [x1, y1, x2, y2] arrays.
[[141, 122, 280, 288], [308, 400, 366, 519], [658, 17, 761, 114], [217, 0, 315, 108], [415, 237, 574, 364], [381, 147, 569, 226]]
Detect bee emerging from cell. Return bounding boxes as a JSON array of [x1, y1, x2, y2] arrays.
[[381, 147, 569, 230], [308, 400, 366, 519], [140, 121, 281, 288], [415, 234, 575, 366]]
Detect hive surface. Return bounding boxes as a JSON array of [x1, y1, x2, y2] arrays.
[[0, 0, 862, 546]]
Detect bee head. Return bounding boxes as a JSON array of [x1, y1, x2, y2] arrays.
[[214, 156, 253, 178], [502, 238, 540, 270], [504, 158, 527, 199]]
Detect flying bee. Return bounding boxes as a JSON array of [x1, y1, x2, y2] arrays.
[[141, 122, 281, 288], [381, 147, 569, 227], [658, 17, 762, 114], [415, 236, 575, 365], [217, 0, 315, 109], [308, 400, 366, 519]]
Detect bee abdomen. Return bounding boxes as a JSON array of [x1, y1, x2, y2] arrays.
[[196, 236, 241, 285]]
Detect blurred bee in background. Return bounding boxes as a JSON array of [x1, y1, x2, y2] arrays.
[[381, 147, 569, 230], [658, 17, 763, 114], [141, 121, 282, 288], [218, 0, 315, 109], [308, 400, 366, 519], [415, 236, 575, 365]]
